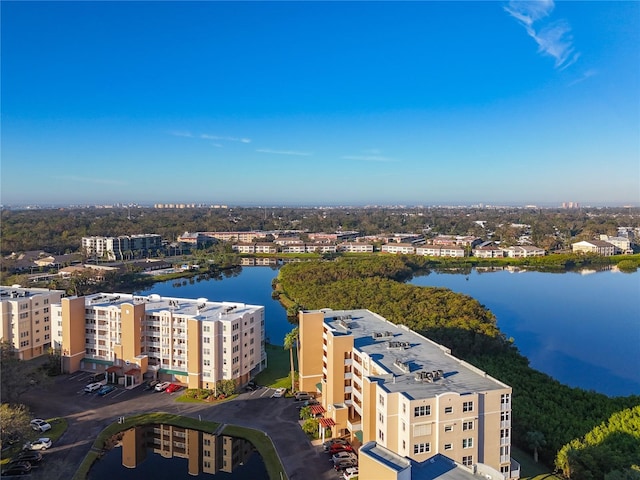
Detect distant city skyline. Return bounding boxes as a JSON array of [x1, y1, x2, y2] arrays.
[[2, 1, 639, 207]]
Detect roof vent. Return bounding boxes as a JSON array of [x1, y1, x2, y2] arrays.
[[387, 340, 410, 350], [393, 359, 410, 373], [372, 331, 394, 339]]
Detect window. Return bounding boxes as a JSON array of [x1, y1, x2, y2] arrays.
[[501, 411, 510, 422], [402, 421, 405, 432], [414, 405, 430, 417], [444, 443, 452, 451], [500, 466, 510, 474], [402, 403, 406, 414], [203, 348, 210, 355], [444, 406, 453, 414], [463, 401, 474, 412], [379, 394, 385, 406], [378, 412, 384, 423], [203, 359, 210, 366], [463, 438, 473, 449], [413, 442, 430, 454], [402, 440, 406, 450], [378, 429, 384, 441], [501, 393, 511, 405], [463, 421, 474, 431], [203, 325, 210, 333], [203, 337, 210, 344], [501, 429, 510, 440], [444, 425, 453, 432], [462, 455, 473, 467]]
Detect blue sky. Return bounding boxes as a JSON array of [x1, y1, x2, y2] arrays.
[[2, 1, 638, 207]]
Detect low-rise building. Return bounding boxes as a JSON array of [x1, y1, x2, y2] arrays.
[[500, 246, 546, 258], [572, 240, 616, 256], [338, 243, 375, 253], [415, 246, 465, 258], [298, 309, 518, 478], [382, 243, 416, 255], [599, 235, 633, 254], [472, 242, 505, 258], [0, 286, 66, 359], [51, 292, 266, 389]]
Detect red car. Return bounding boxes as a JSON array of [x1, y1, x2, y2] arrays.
[[165, 383, 182, 393], [329, 444, 354, 455]]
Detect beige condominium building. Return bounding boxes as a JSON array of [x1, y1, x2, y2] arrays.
[[299, 309, 519, 479], [51, 292, 266, 389], [1, 286, 65, 360]]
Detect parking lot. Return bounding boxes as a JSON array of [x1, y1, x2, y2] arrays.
[[19, 375, 341, 480]]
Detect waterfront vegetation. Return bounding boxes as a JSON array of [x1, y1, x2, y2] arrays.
[[275, 256, 640, 477]]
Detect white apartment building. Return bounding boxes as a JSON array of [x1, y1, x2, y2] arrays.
[[51, 292, 266, 389], [82, 234, 162, 261], [381, 243, 416, 255], [415, 246, 466, 257]]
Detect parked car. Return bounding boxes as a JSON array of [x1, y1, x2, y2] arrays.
[[144, 380, 159, 391], [30, 418, 51, 433], [245, 381, 259, 391], [343, 467, 359, 479], [271, 387, 286, 398], [165, 383, 182, 393], [335, 458, 358, 472], [84, 382, 104, 393], [329, 444, 354, 455], [16, 451, 43, 463], [2, 461, 32, 476], [323, 438, 350, 452], [293, 391, 313, 401], [300, 399, 319, 408], [23, 438, 52, 451], [155, 381, 171, 392], [332, 451, 357, 463], [97, 385, 116, 396]]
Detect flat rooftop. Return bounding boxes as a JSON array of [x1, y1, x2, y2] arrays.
[[319, 309, 508, 398], [1, 286, 64, 299], [81, 292, 263, 322]]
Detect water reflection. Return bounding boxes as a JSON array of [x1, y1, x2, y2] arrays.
[[89, 424, 268, 479]]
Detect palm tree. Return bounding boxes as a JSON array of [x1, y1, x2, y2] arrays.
[[526, 430, 546, 463], [284, 327, 299, 392]]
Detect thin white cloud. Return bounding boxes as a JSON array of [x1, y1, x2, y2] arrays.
[[201, 134, 251, 143], [568, 69, 597, 86], [170, 131, 194, 138], [53, 175, 127, 186], [505, 0, 579, 69], [342, 155, 397, 163], [256, 148, 312, 156]]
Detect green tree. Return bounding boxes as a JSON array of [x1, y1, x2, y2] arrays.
[[0, 340, 51, 404], [526, 431, 546, 463], [0, 403, 31, 449], [284, 327, 299, 392]]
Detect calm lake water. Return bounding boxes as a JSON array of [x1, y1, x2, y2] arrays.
[[138, 266, 640, 397]]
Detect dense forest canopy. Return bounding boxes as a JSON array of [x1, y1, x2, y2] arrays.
[[1, 205, 638, 255], [275, 256, 640, 475]]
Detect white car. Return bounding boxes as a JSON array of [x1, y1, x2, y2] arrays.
[[332, 451, 357, 464], [30, 419, 51, 433], [343, 467, 359, 479], [155, 381, 171, 392], [84, 382, 103, 393], [271, 387, 286, 398], [24, 438, 52, 451]]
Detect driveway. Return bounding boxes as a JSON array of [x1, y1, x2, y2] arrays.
[[20, 377, 339, 480]]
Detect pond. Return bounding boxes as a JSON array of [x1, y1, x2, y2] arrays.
[[88, 424, 268, 479]]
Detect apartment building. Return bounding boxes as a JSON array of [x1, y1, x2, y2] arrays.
[[571, 240, 616, 256], [500, 246, 546, 258], [599, 235, 633, 254], [0, 286, 66, 360], [338, 243, 375, 253], [51, 293, 266, 389], [298, 309, 519, 479], [415, 246, 465, 258], [81, 234, 162, 261], [381, 243, 416, 255]]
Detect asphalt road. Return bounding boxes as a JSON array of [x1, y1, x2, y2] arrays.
[[18, 374, 344, 480]]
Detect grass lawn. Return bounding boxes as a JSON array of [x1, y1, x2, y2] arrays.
[[254, 343, 294, 389], [512, 445, 562, 479], [221, 424, 287, 480]]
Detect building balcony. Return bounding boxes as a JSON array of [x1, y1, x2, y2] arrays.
[[347, 413, 362, 432], [344, 372, 353, 380], [344, 358, 353, 366], [501, 437, 510, 446], [509, 458, 521, 478], [500, 455, 510, 464], [501, 420, 510, 429], [344, 386, 353, 394]]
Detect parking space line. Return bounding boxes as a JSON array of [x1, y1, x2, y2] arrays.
[[260, 388, 272, 398]]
